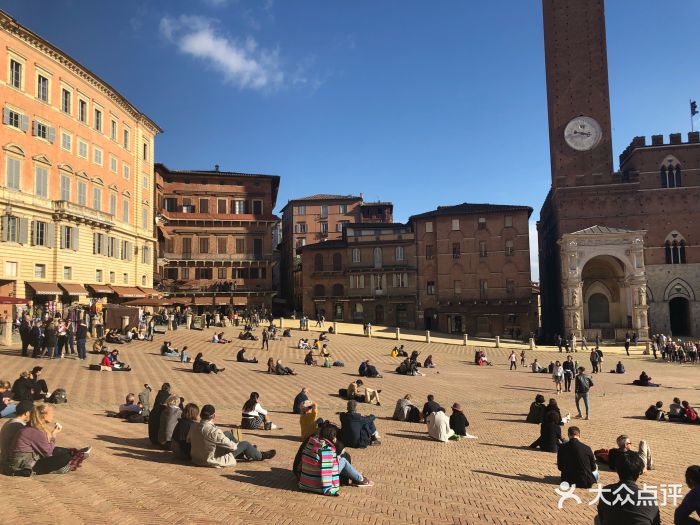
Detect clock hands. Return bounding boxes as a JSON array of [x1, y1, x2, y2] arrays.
[[571, 130, 592, 137]]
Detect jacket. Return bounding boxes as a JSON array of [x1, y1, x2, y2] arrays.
[[298, 435, 340, 496], [76, 324, 88, 340], [339, 411, 375, 448], [574, 374, 593, 394], [597, 480, 660, 525], [427, 411, 452, 442], [187, 420, 239, 467], [393, 398, 412, 421], [557, 438, 597, 488], [158, 406, 182, 444]]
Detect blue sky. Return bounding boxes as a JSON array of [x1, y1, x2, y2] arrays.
[[3, 0, 699, 280]]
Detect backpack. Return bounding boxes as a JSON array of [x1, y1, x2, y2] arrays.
[[48, 388, 68, 404], [298, 436, 340, 496], [333, 361, 344, 367], [407, 405, 421, 423]]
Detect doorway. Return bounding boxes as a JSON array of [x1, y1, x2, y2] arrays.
[[375, 304, 384, 324], [669, 297, 690, 336]]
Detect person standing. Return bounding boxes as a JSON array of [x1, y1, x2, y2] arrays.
[[556, 335, 563, 353], [520, 350, 526, 367], [562, 355, 575, 393], [19, 317, 31, 357], [574, 367, 593, 420], [509, 351, 517, 371], [261, 328, 269, 350], [589, 348, 600, 374], [75, 319, 88, 361], [552, 361, 564, 395], [580, 336, 588, 351], [624, 334, 631, 357]]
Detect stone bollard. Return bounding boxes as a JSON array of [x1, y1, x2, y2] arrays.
[[186, 314, 192, 330], [367, 326, 372, 338], [2, 320, 11, 346], [495, 336, 501, 348], [426, 330, 431, 344], [333, 321, 337, 334], [395, 327, 401, 340], [529, 338, 535, 350], [463, 334, 468, 346], [214, 313, 221, 326], [279, 317, 284, 329]]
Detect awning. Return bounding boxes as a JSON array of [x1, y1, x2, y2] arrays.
[[0, 296, 27, 304], [58, 283, 88, 296], [87, 284, 114, 295], [193, 296, 214, 305], [109, 286, 146, 298], [26, 282, 62, 296], [214, 296, 231, 305], [137, 287, 158, 297]]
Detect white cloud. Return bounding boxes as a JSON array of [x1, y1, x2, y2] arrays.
[[159, 15, 283, 90], [529, 220, 540, 282]]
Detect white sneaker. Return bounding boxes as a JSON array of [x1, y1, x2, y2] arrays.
[[270, 423, 278, 430], [464, 433, 478, 439]]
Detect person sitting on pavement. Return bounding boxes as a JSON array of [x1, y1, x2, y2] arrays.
[[633, 371, 659, 387], [101, 350, 131, 371], [274, 359, 298, 376], [238, 330, 258, 341], [1, 380, 16, 418], [211, 332, 230, 344], [607, 434, 653, 472], [526, 394, 547, 423], [423, 355, 435, 368], [298, 338, 311, 350], [92, 338, 108, 354], [236, 348, 258, 363], [158, 394, 182, 449], [359, 360, 382, 378], [30, 368, 49, 400], [596, 450, 660, 525], [393, 394, 419, 422], [426, 409, 456, 442], [293, 387, 310, 414], [682, 401, 699, 424], [282, 328, 292, 337], [11, 371, 37, 401], [116, 393, 143, 418], [241, 391, 277, 430], [530, 411, 564, 452], [192, 353, 224, 374], [340, 400, 381, 448], [644, 401, 667, 421], [557, 426, 599, 489], [319, 332, 329, 342], [304, 351, 317, 366], [675, 465, 700, 525], [612, 361, 625, 374], [0, 400, 33, 474], [668, 397, 684, 421], [478, 351, 492, 366], [187, 404, 275, 468], [391, 345, 408, 358], [171, 403, 199, 461], [300, 400, 321, 439], [422, 394, 444, 421], [449, 403, 476, 439], [396, 357, 423, 376], [531, 359, 547, 373], [347, 380, 381, 405]]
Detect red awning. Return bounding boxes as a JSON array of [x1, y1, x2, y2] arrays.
[[87, 284, 114, 295], [193, 296, 214, 305], [58, 283, 88, 296], [26, 282, 62, 296], [109, 286, 146, 298], [137, 287, 159, 297], [0, 296, 27, 304]]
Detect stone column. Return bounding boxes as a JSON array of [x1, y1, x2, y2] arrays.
[[395, 327, 400, 340], [529, 337, 535, 350], [425, 330, 431, 343], [463, 334, 468, 346], [2, 320, 11, 346], [495, 336, 500, 348], [186, 313, 192, 330]]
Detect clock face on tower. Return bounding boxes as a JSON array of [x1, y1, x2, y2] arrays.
[[564, 116, 602, 151]]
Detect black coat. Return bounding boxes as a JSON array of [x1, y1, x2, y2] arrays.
[[339, 412, 375, 448], [148, 404, 165, 445], [449, 412, 469, 436], [43, 326, 57, 348], [292, 391, 308, 414], [12, 377, 36, 401], [29, 326, 42, 348], [557, 439, 597, 488], [539, 421, 562, 452]]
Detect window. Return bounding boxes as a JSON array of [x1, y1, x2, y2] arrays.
[[505, 215, 513, 228], [199, 237, 209, 253], [123, 273, 128, 284], [63, 267, 72, 280], [3, 216, 19, 242], [182, 237, 192, 257], [109, 271, 115, 283], [122, 199, 129, 223], [164, 198, 177, 212], [320, 222, 329, 235], [6, 157, 21, 190], [78, 99, 87, 123], [9, 59, 22, 89], [427, 281, 436, 295], [235, 238, 245, 253], [373, 247, 383, 268], [60, 175, 71, 201], [109, 156, 117, 173], [180, 268, 190, 280], [77, 181, 87, 206], [295, 222, 307, 234], [296, 205, 306, 215], [3, 108, 27, 130], [336, 220, 349, 232], [350, 275, 365, 288], [37, 75, 49, 102], [373, 274, 385, 292], [199, 198, 209, 214], [217, 267, 227, 279], [217, 237, 227, 254], [96, 269, 103, 282], [665, 240, 687, 264], [217, 199, 227, 214], [339, 204, 348, 214], [295, 238, 306, 255], [123, 128, 130, 150], [506, 279, 515, 295], [479, 240, 487, 257], [252, 200, 262, 215], [320, 205, 328, 218], [660, 163, 682, 188], [107, 236, 116, 257], [32, 221, 48, 246], [123, 164, 130, 180], [61, 131, 72, 151], [33, 121, 48, 140], [393, 273, 408, 288], [425, 222, 433, 233], [451, 218, 460, 231], [253, 238, 263, 257], [34, 264, 46, 278], [61, 89, 71, 113], [479, 279, 488, 300], [426, 244, 434, 260], [478, 217, 486, 230], [453, 280, 462, 295], [505, 239, 515, 256], [143, 176, 149, 190], [352, 248, 361, 263], [120, 240, 132, 260], [4, 261, 17, 277], [92, 187, 102, 211], [34, 166, 48, 198], [332, 253, 342, 271], [141, 207, 149, 229], [314, 254, 324, 271], [233, 200, 246, 214], [77, 139, 88, 158], [109, 194, 116, 216], [452, 242, 460, 259], [110, 119, 117, 141], [395, 246, 405, 261], [143, 141, 149, 161], [141, 245, 151, 264], [93, 147, 103, 165], [93, 232, 105, 255], [94, 109, 102, 132]]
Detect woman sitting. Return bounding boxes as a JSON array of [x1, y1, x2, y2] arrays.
[[105, 329, 128, 344], [478, 351, 492, 366], [529, 411, 564, 452], [526, 394, 546, 423], [396, 358, 420, 376], [12, 371, 37, 401], [391, 345, 409, 358], [30, 367, 49, 400], [0, 381, 16, 418], [241, 392, 277, 430], [92, 338, 108, 354], [633, 371, 659, 387], [319, 332, 329, 342], [423, 355, 435, 368], [298, 338, 311, 350], [192, 353, 223, 374], [275, 359, 298, 375], [171, 403, 199, 460], [304, 351, 317, 366], [158, 394, 182, 449], [128, 327, 144, 341], [101, 350, 131, 371], [7, 404, 90, 476], [160, 341, 180, 357], [236, 348, 258, 363], [212, 332, 230, 344]]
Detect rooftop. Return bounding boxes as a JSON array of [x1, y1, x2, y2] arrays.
[[410, 202, 533, 220], [570, 225, 635, 235]]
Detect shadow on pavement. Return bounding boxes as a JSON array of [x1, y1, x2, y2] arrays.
[[473, 469, 561, 485]]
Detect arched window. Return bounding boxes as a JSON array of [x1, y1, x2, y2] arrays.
[[373, 247, 382, 269], [314, 253, 323, 272], [332, 283, 344, 296], [332, 253, 342, 271], [665, 233, 687, 264], [313, 284, 325, 297], [660, 158, 682, 188]]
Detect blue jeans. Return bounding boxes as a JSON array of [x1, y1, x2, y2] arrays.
[[1, 404, 17, 418], [338, 456, 362, 483], [164, 351, 179, 357], [575, 392, 590, 417], [77, 339, 86, 360]]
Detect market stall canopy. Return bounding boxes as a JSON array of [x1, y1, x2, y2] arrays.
[[0, 296, 27, 304], [86, 284, 114, 295], [26, 282, 62, 296], [122, 297, 173, 307], [109, 286, 146, 299], [137, 287, 159, 297], [58, 283, 88, 296]]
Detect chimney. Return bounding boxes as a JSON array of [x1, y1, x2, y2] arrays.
[[214, 164, 220, 172], [669, 133, 682, 145], [689, 131, 700, 143], [631, 136, 646, 147], [651, 134, 664, 146]]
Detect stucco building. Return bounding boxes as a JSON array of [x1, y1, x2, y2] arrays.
[[0, 10, 160, 315]]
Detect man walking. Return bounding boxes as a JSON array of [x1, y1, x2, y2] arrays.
[[574, 367, 593, 420], [624, 334, 631, 357], [509, 351, 517, 370], [261, 328, 269, 350]]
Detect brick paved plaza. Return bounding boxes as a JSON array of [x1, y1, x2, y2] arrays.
[[1, 326, 698, 524]]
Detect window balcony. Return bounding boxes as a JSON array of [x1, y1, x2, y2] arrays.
[[52, 200, 114, 229]]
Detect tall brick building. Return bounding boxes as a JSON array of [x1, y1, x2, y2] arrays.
[[411, 204, 537, 337], [279, 194, 393, 312], [537, 0, 700, 340], [154, 164, 279, 311]]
